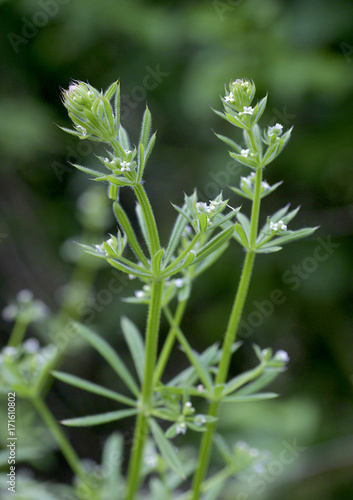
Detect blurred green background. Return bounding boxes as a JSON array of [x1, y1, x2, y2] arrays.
[[0, 0, 353, 498]]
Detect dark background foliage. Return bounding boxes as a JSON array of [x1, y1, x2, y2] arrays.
[[0, 0, 352, 498]]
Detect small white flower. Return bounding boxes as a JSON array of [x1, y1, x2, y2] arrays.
[[197, 384, 205, 393], [194, 414, 206, 426], [17, 290, 34, 303], [135, 291, 144, 298], [32, 301, 50, 320], [128, 274, 135, 280], [2, 305, 18, 321], [175, 422, 187, 435], [106, 238, 114, 247], [76, 125, 87, 136], [95, 243, 105, 254], [242, 106, 254, 115], [262, 181, 270, 190], [268, 123, 283, 135], [2, 347, 18, 357], [23, 338, 40, 353], [174, 279, 183, 288], [224, 93, 235, 103], [120, 161, 131, 172], [269, 221, 278, 231], [241, 149, 250, 158], [145, 453, 158, 468], [278, 220, 287, 231], [274, 350, 290, 363]]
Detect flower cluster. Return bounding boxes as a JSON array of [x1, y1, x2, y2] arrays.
[[269, 220, 287, 233], [2, 290, 49, 324], [223, 79, 256, 113], [61, 80, 118, 142]]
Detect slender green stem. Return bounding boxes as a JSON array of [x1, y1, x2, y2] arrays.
[[7, 318, 28, 347], [153, 299, 187, 385], [134, 183, 160, 257], [190, 143, 263, 499], [32, 396, 85, 479], [125, 278, 164, 500]]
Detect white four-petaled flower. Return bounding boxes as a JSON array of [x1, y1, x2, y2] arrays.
[[241, 149, 250, 158]]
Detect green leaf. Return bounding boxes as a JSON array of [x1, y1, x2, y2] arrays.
[[236, 369, 282, 396], [214, 132, 242, 153], [235, 222, 250, 249], [61, 408, 138, 427], [225, 112, 247, 130], [144, 131, 157, 164], [236, 213, 251, 239], [102, 433, 123, 493], [149, 419, 185, 478], [70, 163, 103, 178], [113, 202, 149, 267], [255, 245, 282, 253], [70, 321, 140, 397], [164, 211, 188, 267], [140, 106, 152, 149], [136, 203, 152, 254], [52, 371, 137, 407], [152, 248, 164, 276], [57, 125, 82, 138], [223, 392, 278, 403], [114, 82, 120, 133], [192, 226, 234, 265], [104, 80, 118, 100], [107, 257, 154, 278], [230, 186, 253, 201], [137, 142, 145, 180], [162, 252, 195, 278], [223, 363, 265, 396], [121, 316, 145, 384], [193, 243, 229, 279], [118, 125, 130, 150]]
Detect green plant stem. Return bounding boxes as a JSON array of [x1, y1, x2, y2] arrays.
[[153, 299, 187, 384], [134, 183, 160, 256], [7, 318, 28, 347], [32, 396, 85, 479], [125, 278, 164, 500], [190, 161, 263, 500]]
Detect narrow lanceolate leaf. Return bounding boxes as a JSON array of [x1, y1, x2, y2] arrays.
[[192, 226, 235, 265], [163, 211, 188, 267], [70, 163, 103, 178], [118, 125, 130, 151], [162, 251, 195, 278], [70, 321, 140, 397], [144, 131, 157, 164], [114, 82, 120, 133], [140, 106, 152, 149], [152, 248, 164, 276], [149, 419, 185, 478], [61, 408, 138, 427], [102, 433, 123, 492], [137, 142, 145, 180], [235, 223, 250, 249], [230, 186, 253, 201], [107, 258, 154, 279], [213, 132, 242, 153], [52, 371, 137, 407], [104, 80, 118, 100], [113, 202, 149, 267], [223, 392, 278, 403], [57, 125, 82, 137], [236, 213, 251, 239], [120, 317, 145, 383]]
